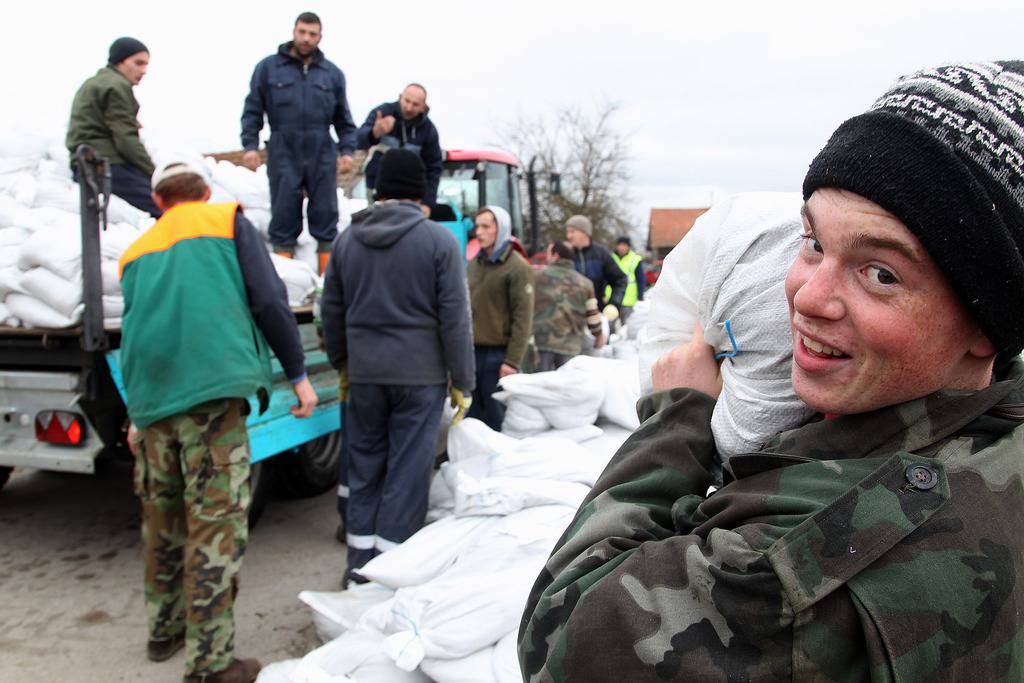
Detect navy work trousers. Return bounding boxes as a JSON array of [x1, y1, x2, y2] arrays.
[[266, 132, 339, 247], [467, 346, 506, 431], [77, 163, 162, 218], [344, 383, 445, 572]]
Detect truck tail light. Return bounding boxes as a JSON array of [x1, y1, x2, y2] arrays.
[[34, 411, 85, 446]]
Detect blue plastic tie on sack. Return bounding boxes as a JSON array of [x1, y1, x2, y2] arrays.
[[714, 319, 740, 359]]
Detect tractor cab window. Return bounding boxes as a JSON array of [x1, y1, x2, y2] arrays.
[[437, 165, 479, 219]]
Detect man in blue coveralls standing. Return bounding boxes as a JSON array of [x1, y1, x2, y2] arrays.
[[241, 11, 357, 274]]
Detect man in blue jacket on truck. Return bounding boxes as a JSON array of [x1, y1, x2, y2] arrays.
[[120, 160, 317, 683], [240, 11, 357, 274], [321, 149, 474, 585], [357, 84, 443, 214]]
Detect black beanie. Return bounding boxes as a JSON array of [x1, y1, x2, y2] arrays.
[[108, 37, 148, 65], [375, 148, 427, 201], [804, 62, 1024, 360]]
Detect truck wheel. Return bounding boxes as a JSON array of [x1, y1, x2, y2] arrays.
[[248, 460, 272, 529], [0, 466, 11, 492], [274, 431, 341, 499]]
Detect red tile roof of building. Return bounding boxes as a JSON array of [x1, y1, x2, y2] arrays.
[[648, 208, 710, 249]]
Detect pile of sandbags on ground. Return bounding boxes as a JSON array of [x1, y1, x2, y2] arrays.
[[496, 355, 641, 437], [0, 130, 357, 327], [257, 417, 634, 683]]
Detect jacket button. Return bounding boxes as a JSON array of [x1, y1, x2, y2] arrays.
[[905, 464, 939, 491]]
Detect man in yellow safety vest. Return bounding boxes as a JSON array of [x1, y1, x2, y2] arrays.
[[605, 236, 645, 322]]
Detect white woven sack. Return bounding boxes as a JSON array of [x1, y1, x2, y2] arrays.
[[421, 646, 498, 683], [5, 293, 81, 328], [19, 267, 81, 317]]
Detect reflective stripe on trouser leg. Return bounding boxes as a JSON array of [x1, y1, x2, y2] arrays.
[[345, 384, 390, 571]]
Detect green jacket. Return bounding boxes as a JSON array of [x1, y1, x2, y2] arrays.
[[467, 243, 534, 369], [533, 260, 600, 357], [519, 359, 1024, 681], [119, 202, 274, 428], [66, 66, 155, 176]]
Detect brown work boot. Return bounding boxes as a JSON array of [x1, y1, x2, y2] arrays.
[[147, 633, 185, 662], [183, 658, 261, 683]]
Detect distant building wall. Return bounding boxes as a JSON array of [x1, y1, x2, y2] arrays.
[[647, 207, 710, 259]]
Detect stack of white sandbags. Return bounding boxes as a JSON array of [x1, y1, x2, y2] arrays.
[[0, 132, 152, 329], [495, 355, 642, 437], [257, 417, 633, 683], [0, 131, 356, 328]]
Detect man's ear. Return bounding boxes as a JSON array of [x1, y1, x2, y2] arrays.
[[968, 328, 997, 359], [151, 192, 167, 212]]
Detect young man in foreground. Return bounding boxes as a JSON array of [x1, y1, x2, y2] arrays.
[[520, 61, 1024, 681]]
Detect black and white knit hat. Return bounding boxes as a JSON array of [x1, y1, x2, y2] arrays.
[[804, 61, 1024, 359]]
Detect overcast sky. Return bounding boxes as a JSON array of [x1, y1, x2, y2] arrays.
[[4, 0, 1024, 231]]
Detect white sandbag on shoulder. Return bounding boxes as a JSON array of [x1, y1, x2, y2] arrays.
[[298, 583, 395, 643], [356, 515, 502, 589], [18, 227, 82, 280], [5, 294, 82, 328], [492, 631, 522, 683], [0, 267, 26, 299], [639, 192, 813, 457], [421, 646, 498, 683], [19, 267, 81, 317]]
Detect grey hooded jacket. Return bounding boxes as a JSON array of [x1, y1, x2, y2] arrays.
[[321, 201, 475, 390]]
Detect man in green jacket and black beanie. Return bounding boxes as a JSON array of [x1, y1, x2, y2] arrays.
[[66, 37, 161, 217]]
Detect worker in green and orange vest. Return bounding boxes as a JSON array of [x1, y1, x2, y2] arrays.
[[604, 236, 645, 323]]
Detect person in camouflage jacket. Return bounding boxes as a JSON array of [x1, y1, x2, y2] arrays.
[[532, 241, 605, 371], [520, 61, 1024, 681]]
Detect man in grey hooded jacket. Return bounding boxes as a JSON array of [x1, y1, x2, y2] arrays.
[[321, 149, 474, 579]]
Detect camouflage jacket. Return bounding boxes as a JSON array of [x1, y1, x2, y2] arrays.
[[519, 359, 1024, 681], [533, 261, 602, 357]]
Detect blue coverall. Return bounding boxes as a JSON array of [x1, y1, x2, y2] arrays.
[[241, 42, 357, 248]]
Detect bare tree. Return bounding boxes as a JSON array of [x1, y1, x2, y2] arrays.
[[497, 102, 633, 250]]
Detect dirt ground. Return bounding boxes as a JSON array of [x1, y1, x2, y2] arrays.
[[0, 457, 341, 682]]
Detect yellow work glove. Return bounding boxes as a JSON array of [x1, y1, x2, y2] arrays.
[[449, 386, 472, 427], [338, 366, 349, 402], [602, 304, 619, 323]]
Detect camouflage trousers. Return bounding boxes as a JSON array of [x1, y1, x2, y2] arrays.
[[132, 398, 251, 676]]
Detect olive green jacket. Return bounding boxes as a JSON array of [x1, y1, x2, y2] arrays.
[[467, 243, 534, 369], [520, 359, 1024, 681], [66, 66, 155, 176]]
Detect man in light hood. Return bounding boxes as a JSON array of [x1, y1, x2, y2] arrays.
[[321, 148, 474, 581], [467, 205, 535, 430]]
